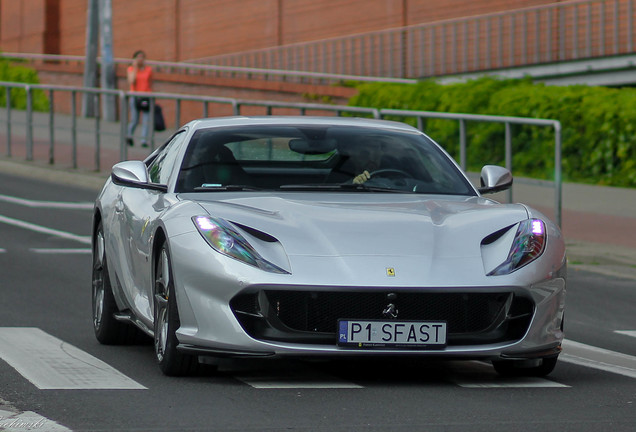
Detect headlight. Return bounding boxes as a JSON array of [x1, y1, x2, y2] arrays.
[[488, 219, 546, 276], [193, 216, 288, 274]]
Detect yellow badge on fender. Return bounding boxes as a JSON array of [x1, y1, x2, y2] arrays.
[[141, 217, 150, 236], [386, 267, 395, 277]]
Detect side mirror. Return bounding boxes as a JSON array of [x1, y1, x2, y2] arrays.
[[111, 161, 167, 192], [478, 165, 513, 194]]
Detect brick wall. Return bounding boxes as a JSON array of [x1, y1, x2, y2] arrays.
[[1, 0, 562, 61]]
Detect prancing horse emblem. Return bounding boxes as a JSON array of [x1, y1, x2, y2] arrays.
[[382, 303, 398, 319]]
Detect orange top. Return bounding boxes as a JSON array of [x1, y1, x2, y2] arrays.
[[128, 65, 152, 92]]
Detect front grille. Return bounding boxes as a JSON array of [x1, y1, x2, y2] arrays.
[[230, 289, 534, 346]]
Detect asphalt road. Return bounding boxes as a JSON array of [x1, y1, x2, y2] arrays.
[[0, 171, 635, 432]]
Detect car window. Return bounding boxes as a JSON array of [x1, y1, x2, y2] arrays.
[[147, 131, 187, 185], [175, 124, 475, 195]]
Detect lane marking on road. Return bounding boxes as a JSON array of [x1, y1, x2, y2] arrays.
[[561, 339, 636, 379], [0, 328, 146, 390], [30, 248, 91, 254], [0, 248, 5, 253], [236, 370, 363, 389], [0, 214, 91, 245], [449, 361, 569, 388], [615, 330, 636, 338], [0, 193, 93, 210], [0, 408, 71, 431]]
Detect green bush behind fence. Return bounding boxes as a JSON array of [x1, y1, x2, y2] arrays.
[[0, 56, 49, 111], [349, 77, 636, 188]]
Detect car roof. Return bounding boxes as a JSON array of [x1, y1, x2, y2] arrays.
[[184, 116, 423, 134]]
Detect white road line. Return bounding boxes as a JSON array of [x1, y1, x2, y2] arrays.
[[615, 330, 636, 338], [0, 214, 91, 245], [30, 248, 91, 254], [561, 339, 636, 379], [0, 193, 93, 210], [449, 361, 569, 388], [0, 328, 146, 390], [0, 408, 71, 431], [236, 370, 363, 389], [0, 248, 6, 253]]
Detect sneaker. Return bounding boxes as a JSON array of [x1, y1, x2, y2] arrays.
[[126, 138, 134, 146]]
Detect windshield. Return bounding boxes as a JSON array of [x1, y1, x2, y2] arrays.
[[175, 124, 476, 196]]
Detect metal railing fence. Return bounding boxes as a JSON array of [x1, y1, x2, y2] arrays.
[[380, 109, 562, 226], [193, 0, 635, 79], [1, 52, 417, 87], [0, 81, 562, 226]]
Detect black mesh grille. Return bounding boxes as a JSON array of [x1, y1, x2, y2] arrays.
[[230, 289, 534, 345], [264, 291, 508, 334]]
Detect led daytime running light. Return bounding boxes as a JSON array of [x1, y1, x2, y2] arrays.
[[488, 219, 546, 276], [193, 216, 287, 273]]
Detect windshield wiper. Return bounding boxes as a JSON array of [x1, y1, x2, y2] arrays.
[[279, 184, 411, 193], [193, 185, 264, 192]]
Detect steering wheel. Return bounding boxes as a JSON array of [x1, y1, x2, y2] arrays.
[[369, 168, 413, 179]]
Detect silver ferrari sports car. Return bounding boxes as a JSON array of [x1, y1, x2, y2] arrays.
[[92, 116, 566, 376]]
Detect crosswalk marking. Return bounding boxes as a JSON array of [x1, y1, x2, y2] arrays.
[[30, 248, 91, 254], [560, 339, 636, 379], [0, 193, 93, 210], [236, 370, 363, 389], [0, 214, 91, 244], [0, 328, 146, 390], [448, 361, 569, 388], [615, 330, 636, 338]]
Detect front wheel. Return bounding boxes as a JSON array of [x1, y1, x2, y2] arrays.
[[492, 356, 558, 377], [93, 221, 144, 344], [153, 243, 199, 376]]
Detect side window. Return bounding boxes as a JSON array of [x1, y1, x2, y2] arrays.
[[147, 132, 187, 184]]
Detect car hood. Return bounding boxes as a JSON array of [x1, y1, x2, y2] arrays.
[[190, 193, 528, 259]]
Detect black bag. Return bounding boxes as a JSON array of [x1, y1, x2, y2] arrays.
[[154, 104, 166, 131], [135, 96, 150, 112]]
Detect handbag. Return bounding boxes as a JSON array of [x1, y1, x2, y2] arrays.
[[154, 104, 166, 131], [135, 96, 150, 112]]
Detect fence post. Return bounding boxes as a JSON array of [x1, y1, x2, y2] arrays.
[[505, 122, 513, 203], [26, 85, 33, 161], [175, 99, 181, 129], [5, 86, 12, 157], [48, 89, 55, 165], [459, 119, 467, 171], [95, 92, 101, 171], [120, 92, 128, 161], [150, 97, 156, 149], [554, 121, 562, 228], [71, 90, 78, 169]]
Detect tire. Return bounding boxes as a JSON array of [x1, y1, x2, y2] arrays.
[[492, 356, 559, 377], [92, 221, 146, 344], [153, 243, 200, 376]]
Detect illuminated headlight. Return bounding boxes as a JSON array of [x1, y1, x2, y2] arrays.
[[193, 216, 288, 274], [488, 219, 546, 276]]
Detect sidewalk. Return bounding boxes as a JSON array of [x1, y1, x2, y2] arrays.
[[1, 109, 635, 280]]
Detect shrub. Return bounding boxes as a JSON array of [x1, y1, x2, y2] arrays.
[[349, 77, 636, 187], [0, 56, 49, 111]]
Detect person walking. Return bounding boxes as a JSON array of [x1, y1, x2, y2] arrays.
[[126, 50, 152, 147]]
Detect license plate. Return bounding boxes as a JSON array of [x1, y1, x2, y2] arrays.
[[338, 320, 447, 349]]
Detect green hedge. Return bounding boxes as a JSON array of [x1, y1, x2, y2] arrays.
[[349, 77, 636, 187], [0, 56, 49, 111]]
